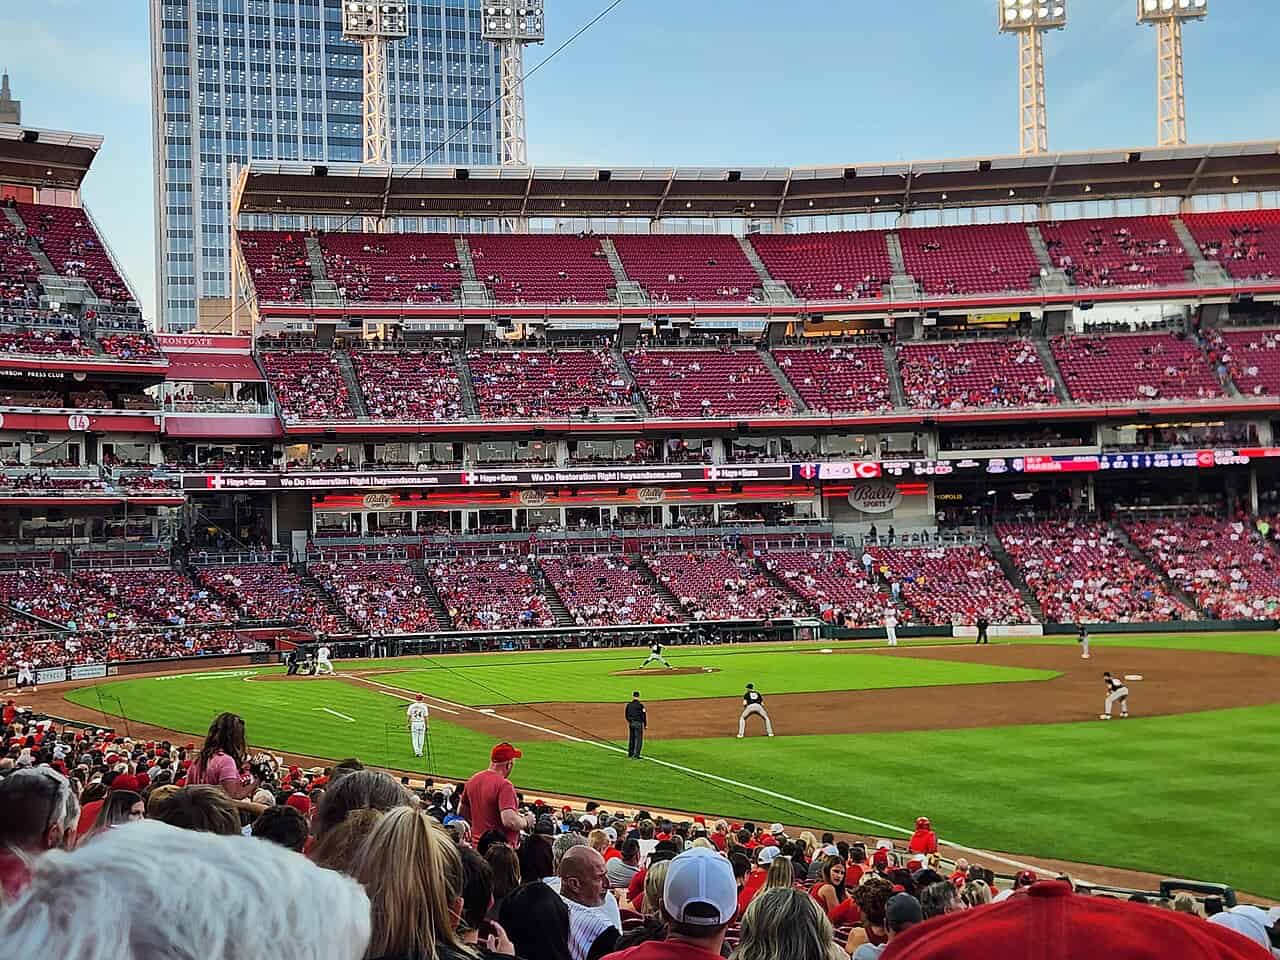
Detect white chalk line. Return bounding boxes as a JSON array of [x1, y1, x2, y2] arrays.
[[317, 707, 356, 722], [345, 675, 460, 714], [350, 675, 1046, 874]]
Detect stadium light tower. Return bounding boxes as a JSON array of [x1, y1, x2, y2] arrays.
[[483, 3, 545, 166], [342, 2, 409, 165], [1137, 0, 1207, 147], [997, 0, 1066, 156]]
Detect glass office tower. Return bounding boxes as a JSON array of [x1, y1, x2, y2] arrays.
[[151, 0, 499, 330]]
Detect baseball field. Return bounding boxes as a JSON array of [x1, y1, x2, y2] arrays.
[[57, 632, 1280, 898]]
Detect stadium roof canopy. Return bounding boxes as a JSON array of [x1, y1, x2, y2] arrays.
[[234, 140, 1280, 221], [0, 123, 103, 192]]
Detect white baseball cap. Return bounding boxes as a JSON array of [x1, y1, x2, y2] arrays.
[[662, 849, 738, 926], [770, 823, 785, 835], [757, 846, 781, 865]]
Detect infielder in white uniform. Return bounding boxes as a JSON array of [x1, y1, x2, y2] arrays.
[[1100, 672, 1129, 719], [314, 644, 334, 675], [1077, 624, 1091, 660], [15, 658, 37, 691], [737, 683, 773, 738], [639, 642, 671, 669], [884, 607, 899, 647], [407, 694, 430, 757]]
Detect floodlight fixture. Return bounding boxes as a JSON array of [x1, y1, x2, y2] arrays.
[[996, 0, 1067, 155], [342, 2, 409, 172], [1137, 0, 1207, 146], [484, 2, 546, 167]]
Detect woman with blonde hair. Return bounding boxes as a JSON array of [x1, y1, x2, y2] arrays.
[[762, 856, 794, 892], [349, 806, 498, 960], [612, 860, 671, 951], [732, 887, 843, 960], [587, 829, 610, 854]]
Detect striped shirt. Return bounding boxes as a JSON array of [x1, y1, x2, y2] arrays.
[[562, 894, 621, 960]]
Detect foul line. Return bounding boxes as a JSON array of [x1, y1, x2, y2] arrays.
[[317, 707, 356, 722], [344, 675, 1046, 875]]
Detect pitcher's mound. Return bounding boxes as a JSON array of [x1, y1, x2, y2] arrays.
[[611, 667, 719, 678]]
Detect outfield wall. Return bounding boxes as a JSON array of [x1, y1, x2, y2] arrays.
[[1041, 620, 1276, 635]]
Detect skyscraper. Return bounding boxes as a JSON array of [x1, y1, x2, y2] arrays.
[[150, 0, 500, 331], [0, 73, 20, 125]]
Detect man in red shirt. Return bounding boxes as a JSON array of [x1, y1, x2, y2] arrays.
[[459, 742, 534, 847], [605, 848, 738, 960]]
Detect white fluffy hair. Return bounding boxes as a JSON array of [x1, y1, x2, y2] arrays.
[[0, 820, 371, 960]]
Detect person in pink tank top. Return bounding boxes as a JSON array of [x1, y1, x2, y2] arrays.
[[186, 712, 259, 800]]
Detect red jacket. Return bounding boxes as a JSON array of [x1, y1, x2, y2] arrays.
[[908, 828, 938, 854]]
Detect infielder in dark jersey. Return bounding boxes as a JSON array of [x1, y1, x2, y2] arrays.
[[1101, 672, 1129, 719], [738, 683, 773, 738]]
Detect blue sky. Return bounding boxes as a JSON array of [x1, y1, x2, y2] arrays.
[[3, 0, 1276, 321]]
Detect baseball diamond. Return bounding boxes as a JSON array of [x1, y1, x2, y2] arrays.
[[38, 633, 1280, 899]]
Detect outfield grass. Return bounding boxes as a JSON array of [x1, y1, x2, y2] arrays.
[[62, 633, 1280, 897], [373, 647, 1057, 705]]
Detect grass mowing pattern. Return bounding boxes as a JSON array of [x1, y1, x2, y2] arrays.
[[372, 648, 1057, 706], [63, 632, 1280, 897]]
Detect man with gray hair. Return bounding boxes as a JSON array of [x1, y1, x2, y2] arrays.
[[0, 766, 80, 898], [0, 819, 372, 959]]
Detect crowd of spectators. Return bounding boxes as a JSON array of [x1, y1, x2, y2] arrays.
[[1204, 327, 1280, 398], [0, 328, 92, 358], [98, 333, 164, 362], [76, 568, 235, 626], [775, 346, 894, 413], [1, 714, 1269, 960], [1050, 332, 1224, 403], [0, 219, 39, 305], [17, 202, 135, 303], [997, 521, 1189, 623], [352, 349, 464, 421], [260, 350, 355, 421], [1039, 217, 1192, 289], [428, 557, 556, 630], [195, 563, 344, 635], [312, 560, 442, 634], [239, 231, 313, 303], [895, 340, 1057, 410], [469, 349, 636, 419], [625, 349, 793, 417], [538, 555, 680, 627], [645, 551, 808, 621], [1123, 514, 1280, 620]]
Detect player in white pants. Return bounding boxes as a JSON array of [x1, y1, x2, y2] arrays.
[[15, 659, 37, 692], [639, 642, 671, 669], [407, 694, 430, 758], [314, 644, 334, 675], [884, 608, 899, 647], [1077, 624, 1091, 660], [1101, 672, 1129, 719], [737, 683, 774, 738]]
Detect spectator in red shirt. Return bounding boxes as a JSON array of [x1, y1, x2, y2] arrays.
[[605, 848, 739, 960], [459, 742, 534, 847], [908, 817, 938, 856]]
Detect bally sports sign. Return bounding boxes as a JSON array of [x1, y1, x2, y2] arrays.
[[847, 481, 902, 514]]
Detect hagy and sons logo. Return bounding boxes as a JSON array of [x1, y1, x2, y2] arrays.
[[847, 481, 902, 514]]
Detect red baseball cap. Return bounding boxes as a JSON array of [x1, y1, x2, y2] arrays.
[[286, 792, 312, 815], [884, 881, 1267, 960], [491, 742, 522, 763], [112, 774, 140, 793]]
